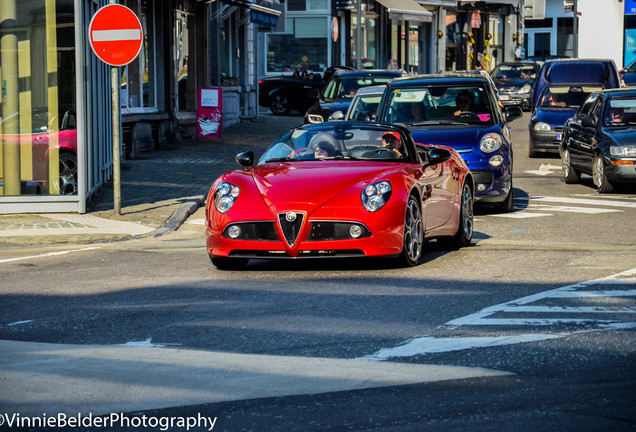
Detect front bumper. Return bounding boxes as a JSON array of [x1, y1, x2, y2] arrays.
[[606, 157, 636, 184], [498, 92, 532, 110], [206, 204, 406, 259], [459, 150, 512, 204], [529, 128, 562, 154]]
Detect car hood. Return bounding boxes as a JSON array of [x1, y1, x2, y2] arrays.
[[249, 161, 402, 213], [603, 127, 636, 146], [408, 124, 500, 150], [531, 107, 577, 128], [309, 99, 350, 116]]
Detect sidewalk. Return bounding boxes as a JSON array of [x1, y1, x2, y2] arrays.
[[0, 112, 302, 247]]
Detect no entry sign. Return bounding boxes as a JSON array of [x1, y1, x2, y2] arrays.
[[89, 4, 143, 66]]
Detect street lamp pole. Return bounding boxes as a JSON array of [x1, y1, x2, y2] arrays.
[[356, 0, 362, 69], [573, 0, 578, 58]]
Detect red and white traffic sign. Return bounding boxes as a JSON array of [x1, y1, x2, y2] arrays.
[[89, 4, 143, 66]]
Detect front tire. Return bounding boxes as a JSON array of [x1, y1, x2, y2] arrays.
[[58, 152, 78, 195], [562, 148, 580, 184], [494, 181, 514, 213], [398, 195, 423, 267], [593, 154, 614, 193]]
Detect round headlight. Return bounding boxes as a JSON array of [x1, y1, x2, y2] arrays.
[[480, 133, 502, 153], [367, 196, 385, 212], [214, 182, 240, 213], [364, 185, 376, 196], [534, 122, 551, 131], [519, 84, 532, 94], [378, 181, 391, 194]]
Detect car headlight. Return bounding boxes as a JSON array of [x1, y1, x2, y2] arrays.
[[480, 133, 502, 153], [361, 180, 392, 212], [533, 122, 551, 131], [518, 84, 532, 94], [610, 145, 636, 157], [214, 182, 240, 213]]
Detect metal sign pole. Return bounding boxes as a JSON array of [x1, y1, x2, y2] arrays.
[[111, 65, 121, 215]]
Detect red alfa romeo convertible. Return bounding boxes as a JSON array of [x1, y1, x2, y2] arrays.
[[205, 121, 474, 269]]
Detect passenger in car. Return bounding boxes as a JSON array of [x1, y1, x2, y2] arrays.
[[314, 141, 339, 158]]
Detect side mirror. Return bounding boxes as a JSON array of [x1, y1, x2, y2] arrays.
[[581, 117, 596, 128], [308, 89, 320, 99], [236, 151, 254, 167], [504, 105, 523, 122], [426, 147, 452, 166], [329, 111, 344, 121]]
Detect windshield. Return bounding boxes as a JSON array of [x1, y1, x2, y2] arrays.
[[603, 96, 636, 126], [492, 64, 537, 80], [539, 85, 603, 109], [322, 75, 396, 100], [258, 124, 410, 163], [380, 85, 494, 125], [346, 93, 383, 120]]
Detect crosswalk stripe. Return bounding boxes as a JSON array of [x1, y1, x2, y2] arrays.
[[517, 196, 636, 209]]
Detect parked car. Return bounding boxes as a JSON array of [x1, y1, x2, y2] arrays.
[[304, 69, 406, 124], [620, 58, 636, 86], [490, 61, 542, 111], [205, 121, 474, 269], [376, 73, 522, 213], [258, 72, 326, 116], [0, 107, 77, 195], [529, 59, 622, 158], [334, 85, 386, 121], [560, 88, 636, 192]]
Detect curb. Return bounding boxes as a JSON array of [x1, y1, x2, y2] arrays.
[[148, 183, 212, 238]]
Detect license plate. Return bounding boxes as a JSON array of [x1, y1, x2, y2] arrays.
[[556, 133, 562, 141], [499, 95, 510, 101]]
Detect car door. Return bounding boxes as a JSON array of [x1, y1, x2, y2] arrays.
[[417, 146, 455, 232], [571, 97, 602, 172]]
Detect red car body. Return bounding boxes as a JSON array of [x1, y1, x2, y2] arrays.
[[205, 122, 474, 269]]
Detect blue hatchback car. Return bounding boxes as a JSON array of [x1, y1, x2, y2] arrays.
[[529, 59, 622, 158], [376, 73, 523, 212]]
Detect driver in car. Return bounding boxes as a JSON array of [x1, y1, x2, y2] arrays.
[[448, 90, 491, 122], [381, 132, 404, 158]]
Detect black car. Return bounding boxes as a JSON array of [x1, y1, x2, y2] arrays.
[[560, 88, 636, 193], [258, 72, 326, 115], [258, 66, 354, 116], [490, 61, 542, 111], [304, 69, 406, 124]]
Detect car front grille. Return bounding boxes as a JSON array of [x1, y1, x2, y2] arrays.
[[222, 222, 278, 241], [307, 222, 371, 241], [278, 212, 305, 246]]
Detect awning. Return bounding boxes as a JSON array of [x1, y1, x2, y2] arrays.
[[376, 0, 433, 23]]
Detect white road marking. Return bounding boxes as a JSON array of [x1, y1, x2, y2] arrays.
[[6, 320, 34, 327], [524, 163, 562, 176], [517, 196, 636, 209], [362, 267, 636, 360], [491, 211, 554, 218], [187, 218, 206, 225], [0, 247, 101, 264], [522, 204, 620, 214]]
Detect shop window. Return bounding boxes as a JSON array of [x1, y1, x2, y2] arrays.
[[0, 0, 77, 196], [266, 17, 328, 73], [287, 0, 328, 12], [121, 0, 156, 113]]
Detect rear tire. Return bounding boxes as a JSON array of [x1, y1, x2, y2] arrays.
[[210, 255, 249, 270], [269, 93, 290, 115], [440, 182, 474, 249], [593, 154, 614, 193]]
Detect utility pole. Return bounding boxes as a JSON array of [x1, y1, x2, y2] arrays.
[[573, 0, 578, 58]]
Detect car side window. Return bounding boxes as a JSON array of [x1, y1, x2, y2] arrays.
[[577, 94, 598, 120]]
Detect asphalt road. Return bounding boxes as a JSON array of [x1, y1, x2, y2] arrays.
[[0, 115, 635, 432]]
